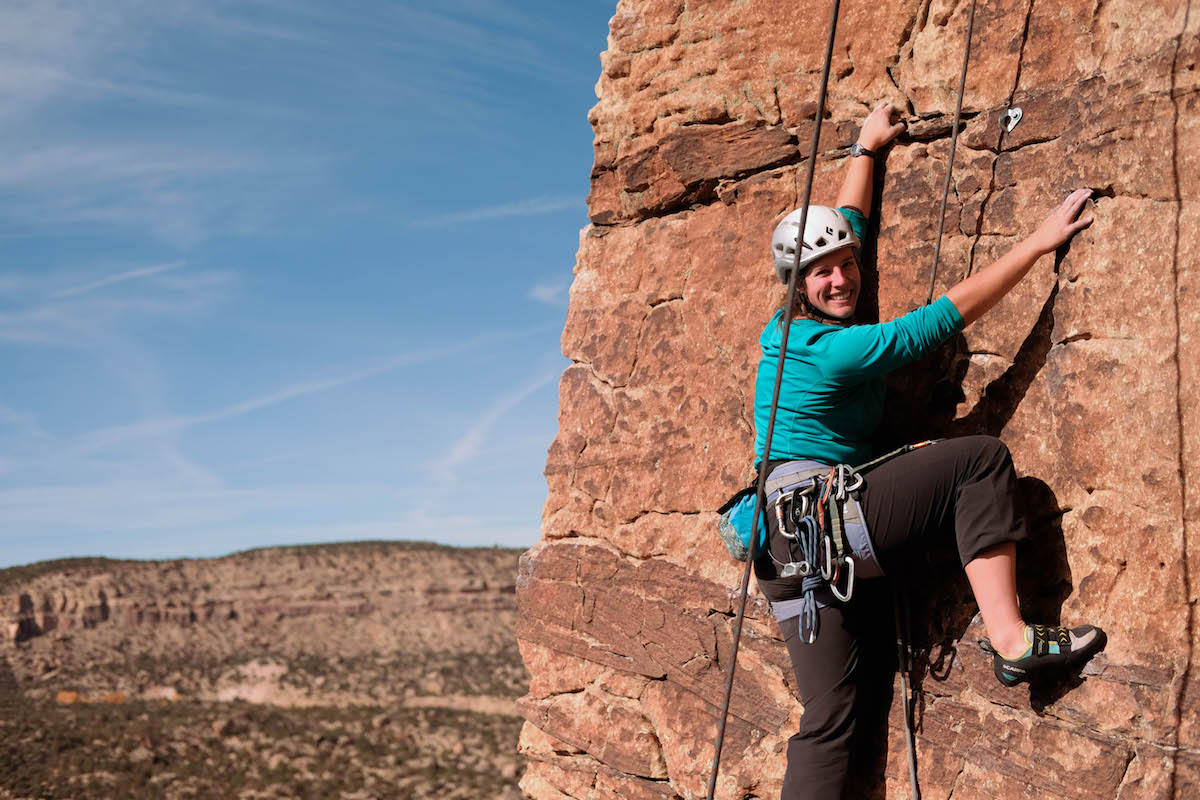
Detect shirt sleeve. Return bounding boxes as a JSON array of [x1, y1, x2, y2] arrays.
[[796, 295, 966, 381], [839, 206, 867, 244]]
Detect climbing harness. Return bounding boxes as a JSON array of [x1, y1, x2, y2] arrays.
[[760, 447, 926, 642], [704, 1, 843, 797]]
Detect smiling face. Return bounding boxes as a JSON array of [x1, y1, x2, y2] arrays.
[[802, 246, 860, 320]]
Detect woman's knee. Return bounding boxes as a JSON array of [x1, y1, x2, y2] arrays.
[[958, 434, 1012, 465], [950, 435, 1017, 487]]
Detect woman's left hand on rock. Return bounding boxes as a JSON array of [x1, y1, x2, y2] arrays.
[[858, 102, 906, 150]]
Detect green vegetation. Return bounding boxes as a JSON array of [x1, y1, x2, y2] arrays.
[[276, 649, 527, 698], [0, 697, 523, 800]]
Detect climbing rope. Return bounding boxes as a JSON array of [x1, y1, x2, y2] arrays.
[[704, 2, 843, 798], [906, 3, 978, 798], [708, 1, 979, 796], [893, 583, 920, 800], [924, 0, 978, 306]]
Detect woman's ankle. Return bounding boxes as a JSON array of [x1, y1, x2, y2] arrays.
[[987, 621, 1030, 659]]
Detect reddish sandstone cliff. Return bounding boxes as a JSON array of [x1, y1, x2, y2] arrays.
[[517, 1, 1199, 798]]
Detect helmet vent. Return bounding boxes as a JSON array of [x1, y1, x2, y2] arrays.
[[814, 236, 827, 247]]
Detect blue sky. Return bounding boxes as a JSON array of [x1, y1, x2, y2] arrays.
[[0, 0, 615, 567]]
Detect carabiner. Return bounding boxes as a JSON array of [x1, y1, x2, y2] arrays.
[[789, 493, 811, 527], [830, 556, 856, 602], [775, 494, 796, 539], [835, 464, 863, 500], [820, 535, 834, 581]]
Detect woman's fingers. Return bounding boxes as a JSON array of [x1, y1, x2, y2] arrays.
[[879, 102, 901, 126], [1053, 189, 1092, 223], [862, 101, 906, 147], [1064, 188, 1092, 213], [1026, 189, 1096, 254]]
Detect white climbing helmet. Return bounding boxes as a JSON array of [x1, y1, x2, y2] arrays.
[[771, 205, 860, 284]]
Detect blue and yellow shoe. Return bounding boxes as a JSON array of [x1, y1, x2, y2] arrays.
[[985, 624, 1107, 687]]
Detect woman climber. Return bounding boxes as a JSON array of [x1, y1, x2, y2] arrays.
[[752, 101, 1106, 799]]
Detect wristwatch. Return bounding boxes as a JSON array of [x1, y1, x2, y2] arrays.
[[849, 142, 876, 159]]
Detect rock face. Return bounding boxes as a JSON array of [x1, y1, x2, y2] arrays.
[[517, 1, 1199, 798]]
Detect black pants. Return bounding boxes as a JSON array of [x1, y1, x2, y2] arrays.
[[755, 436, 1029, 800]]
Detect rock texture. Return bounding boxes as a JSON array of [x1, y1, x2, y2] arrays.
[[518, 1, 1199, 798]]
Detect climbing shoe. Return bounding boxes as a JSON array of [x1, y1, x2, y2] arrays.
[[984, 623, 1107, 687]]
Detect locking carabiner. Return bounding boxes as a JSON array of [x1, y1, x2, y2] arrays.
[[830, 556, 856, 602]]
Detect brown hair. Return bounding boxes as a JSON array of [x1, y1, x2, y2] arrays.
[[776, 285, 818, 324]]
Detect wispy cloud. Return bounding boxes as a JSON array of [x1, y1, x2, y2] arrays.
[[384, 5, 550, 74], [74, 327, 547, 454], [0, 403, 54, 440], [0, 142, 296, 245], [53, 261, 186, 298], [0, 480, 392, 532], [0, 265, 234, 348], [432, 367, 560, 483], [0, 274, 33, 294], [0, 2, 305, 121], [528, 277, 571, 307], [407, 196, 582, 229]]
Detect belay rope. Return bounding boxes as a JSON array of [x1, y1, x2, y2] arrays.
[[705, 0, 979, 797], [926, 0, 979, 307], [704, 1, 841, 797]]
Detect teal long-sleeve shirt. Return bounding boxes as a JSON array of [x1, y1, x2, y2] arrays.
[[753, 211, 965, 466]]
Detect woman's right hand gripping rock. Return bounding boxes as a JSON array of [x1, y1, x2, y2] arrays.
[[1023, 188, 1095, 255], [946, 188, 1096, 325]]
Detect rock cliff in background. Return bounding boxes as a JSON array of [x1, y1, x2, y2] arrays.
[[1, 543, 527, 799], [517, 1, 1198, 798], [2, 543, 522, 706]]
